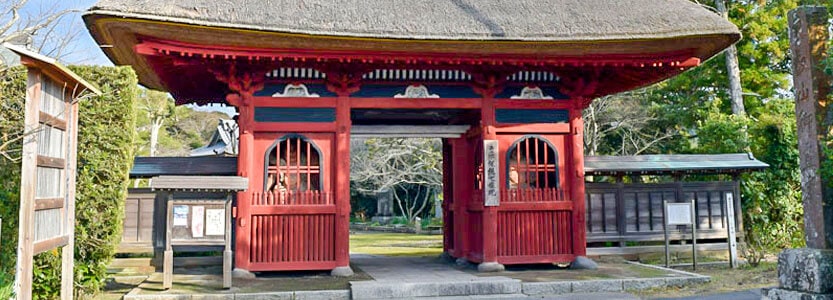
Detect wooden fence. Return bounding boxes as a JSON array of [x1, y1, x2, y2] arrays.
[[585, 180, 743, 255], [120, 188, 155, 253]]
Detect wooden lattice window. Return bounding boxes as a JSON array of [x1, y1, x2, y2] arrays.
[[506, 136, 559, 189], [264, 135, 321, 192]]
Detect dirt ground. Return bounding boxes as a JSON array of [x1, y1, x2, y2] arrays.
[[634, 261, 777, 298]]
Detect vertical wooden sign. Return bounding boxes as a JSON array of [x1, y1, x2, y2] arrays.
[[788, 7, 833, 249], [725, 192, 738, 268], [6, 44, 100, 300], [483, 140, 499, 206]]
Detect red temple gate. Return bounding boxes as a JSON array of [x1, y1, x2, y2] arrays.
[[85, 0, 740, 275]]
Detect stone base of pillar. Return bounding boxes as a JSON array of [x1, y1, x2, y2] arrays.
[[477, 262, 505, 272], [232, 268, 256, 279], [762, 248, 833, 300], [439, 251, 455, 263], [331, 266, 355, 277], [569, 256, 599, 270]]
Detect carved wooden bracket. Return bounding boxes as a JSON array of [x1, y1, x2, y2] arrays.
[[210, 63, 266, 104], [556, 67, 601, 106], [471, 70, 510, 98], [322, 64, 368, 97]]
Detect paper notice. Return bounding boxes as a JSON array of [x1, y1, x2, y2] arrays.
[[205, 209, 225, 236], [192, 206, 205, 238], [173, 205, 189, 226]]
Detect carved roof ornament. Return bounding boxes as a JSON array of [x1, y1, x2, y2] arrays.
[[394, 84, 440, 98], [272, 83, 320, 97], [511, 86, 553, 99]]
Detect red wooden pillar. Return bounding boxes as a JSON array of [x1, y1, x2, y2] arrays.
[[479, 94, 503, 271], [233, 94, 254, 270], [332, 94, 354, 276], [569, 104, 587, 257], [451, 138, 471, 259], [441, 140, 452, 254]]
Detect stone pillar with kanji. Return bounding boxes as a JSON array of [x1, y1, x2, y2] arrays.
[[764, 6, 833, 300]]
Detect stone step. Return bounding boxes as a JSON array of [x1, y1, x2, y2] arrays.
[[350, 277, 522, 299], [109, 258, 153, 268], [106, 266, 156, 276]]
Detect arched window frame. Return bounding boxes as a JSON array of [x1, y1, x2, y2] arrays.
[[262, 134, 325, 191], [504, 135, 560, 189]]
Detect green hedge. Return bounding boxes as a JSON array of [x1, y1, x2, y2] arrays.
[[0, 65, 138, 298]]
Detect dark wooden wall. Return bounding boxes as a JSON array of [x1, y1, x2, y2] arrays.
[[119, 188, 155, 253], [585, 180, 743, 255]]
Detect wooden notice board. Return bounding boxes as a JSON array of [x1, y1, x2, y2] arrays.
[[161, 191, 235, 289], [6, 44, 100, 300]]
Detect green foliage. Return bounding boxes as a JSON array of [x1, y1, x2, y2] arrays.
[[587, 0, 807, 260], [0, 65, 138, 298], [693, 102, 750, 154], [741, 99, 804, 263], [69, 65, 138, 298], [0, 65, 25, 298]]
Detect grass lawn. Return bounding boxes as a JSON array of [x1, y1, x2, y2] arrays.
[[350, 231, 443, 256]]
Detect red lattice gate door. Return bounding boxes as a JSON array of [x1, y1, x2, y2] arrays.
[[243, 134, 337, 271]]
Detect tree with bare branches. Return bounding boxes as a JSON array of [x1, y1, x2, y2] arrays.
[[0, 0, 84, 62], [351, 138, 443, 223], [1, 0, 88, 162], [583, 91, 678, 157]]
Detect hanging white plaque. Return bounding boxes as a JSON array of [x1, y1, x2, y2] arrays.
[[483, 140, 500, 206]]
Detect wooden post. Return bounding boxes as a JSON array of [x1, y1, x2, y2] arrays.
[[14, 69, 41, 300], [616, 176, 626, 248], [234, 95, 254, 271], [788, 6, 833, 249], [452, 138, 472, 259], [61, 92, 80, 300], [441, 139, 452, 254], [163, 193, 173, 289], [569, 106, 587, 257], [480, 93, 501, 270], [332, 94, 353, 275], [223, 194, 233, 289]]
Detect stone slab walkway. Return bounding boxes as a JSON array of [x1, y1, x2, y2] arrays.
[[350, 254, 482, 282]]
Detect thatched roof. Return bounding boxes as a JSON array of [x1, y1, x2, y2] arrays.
[[88, 0, 737, 42]]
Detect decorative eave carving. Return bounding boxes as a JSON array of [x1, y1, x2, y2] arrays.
[[394, 85, 439, 98], [511, 86, 554, 99], [272, 84, 320, 97]]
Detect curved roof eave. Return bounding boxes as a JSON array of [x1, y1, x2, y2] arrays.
[[85, 9, 740, 43]]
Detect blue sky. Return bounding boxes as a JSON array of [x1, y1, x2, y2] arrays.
[[17, 0, 235, 115], [17, 0, 111, 65]]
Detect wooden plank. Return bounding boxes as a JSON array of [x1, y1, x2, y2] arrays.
[[250, 205, 337, 215], [247, 260, 337, 272], [494, 123, 570, 134], [494, 99, 573, 110], [37, 155, 65, 169], [33, 235, 69, 255], [497, 201, 572, 211], [253, 96, 337, 108], [587, 243, 729, 256], [15, 69, 42, 300], [39, 111, 67, 130], [497, 254, 574, 264], [34, 198, 64, 211], [349, 97, 481, 109], [254, 122, 336, 133]]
